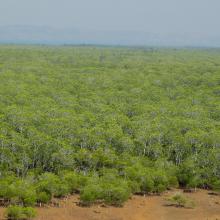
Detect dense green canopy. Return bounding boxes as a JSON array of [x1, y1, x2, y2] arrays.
[[0, 46, 219, 209]]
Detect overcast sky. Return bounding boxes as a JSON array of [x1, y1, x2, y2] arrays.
[[0, 0, 220, 36]]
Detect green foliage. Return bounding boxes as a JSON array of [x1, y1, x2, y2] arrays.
[[209, 178, 220, 192], [0, 178, 36, 206], [36, 172, 70, 198], [5, 206, 37, 220], [167, 193, 196, 209], [0, 46, 220, 206], [0, 180, 14, 200], [59, 170, 80, 193], [80, 184, 102, 206], [168, 176, 179, 188], [77, 175, 90, 189], [36, 192, 51, 204], [124, 164, 171, 194], [80, 174, 131, 206], [102, 184, 131, 206], [152, 170, 169, 193], [14, 181, 37, 206], [100, 176, 131, 206], [139, 172, 154, 193], [22, 207, 37, 219], [177, 159, 200, 187]]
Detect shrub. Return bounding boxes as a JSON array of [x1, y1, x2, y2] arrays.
[[36, 173, 60, 195], [124, 165, 169, 194], [124, 165, 154, 194], [77, 175, 89, 190], [5, 206, 37, 220], [36, 172, 70, 198], [166, 193, 195, 208], [53, 184, 70, 198], [155, 184, 166, 194], [80, 184, 102, 206], [5, 206, 23, 220], [80, 175, 131, 207], [140, 175, 154, 193], [0, 179, 37, 206], [124, 164, 144, 183], [22, 207, 37, 219], [59, 171, 79, 193], [186, 176, 202, 190], [18, 189, 36, 207], [36, 192, 51, 204], [101, 183, 131, 206], [168, 176, 179, 188], [152, 170, 169, 193], [0, 180, 14, 200], [209, 178, 220, 193], [177, 160, 199, 187], [127, 180, 141, 194], [13, 181, 37, 206], [100, 174, 131, 206]]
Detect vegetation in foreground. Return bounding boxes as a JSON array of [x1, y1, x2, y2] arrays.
[[0, 46, 219, 216], [5, 206, 36, 220], [166, 193, 196, 209]]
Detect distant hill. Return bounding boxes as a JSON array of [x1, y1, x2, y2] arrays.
[[0, 25, 220, 47]]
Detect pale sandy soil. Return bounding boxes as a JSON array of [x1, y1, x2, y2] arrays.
[[0, 189, 219, 220]]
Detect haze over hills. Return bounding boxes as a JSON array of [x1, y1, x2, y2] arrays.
[[0, 25, 220, 47]]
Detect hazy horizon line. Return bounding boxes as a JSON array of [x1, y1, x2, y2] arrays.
[[1, 25, 220, 48], [1, 42, 220, 50]]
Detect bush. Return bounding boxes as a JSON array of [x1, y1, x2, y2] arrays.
[[124, 165, 169, 194], [13, 181, 37, 207], [140, 175, 154, 193], [76, 175, 89, 190], [36, 192, 51, 204], [36, 173, 60, 195], [59, 171, 79, 193], [101, 183, 131, 206], [100, 174, 131, 206], [5, 206, 23, 220], [168, 176, 179, 188], [18, 190, 36, 207], [22, 207, 37, 219], [177, 160, 200, 188], [127, 180, 141, 194], [0, 179, 37, 206], [5, 206, 37, 220], [166, 193, 195, 208], [80, 184, 102, 206], [124, 165, 153, 194], [209, 178, 220, 192], [152, 170, 169, 193], [186, 176, 202, 190], [0, 180, 15, 200], [155, 184, 166, 194], [36, 172, 70, 198], [124, 164, 144, 183], [53, 184, 70, 198], [80, 175, 131, 207]]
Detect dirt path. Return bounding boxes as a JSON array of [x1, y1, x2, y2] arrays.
[[0, 190, 219, 220]]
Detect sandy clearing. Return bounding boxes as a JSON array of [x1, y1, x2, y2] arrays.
[[0, 189, 219, 220]]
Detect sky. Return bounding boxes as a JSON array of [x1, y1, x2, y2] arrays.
[[0, 0, 220, 36]]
